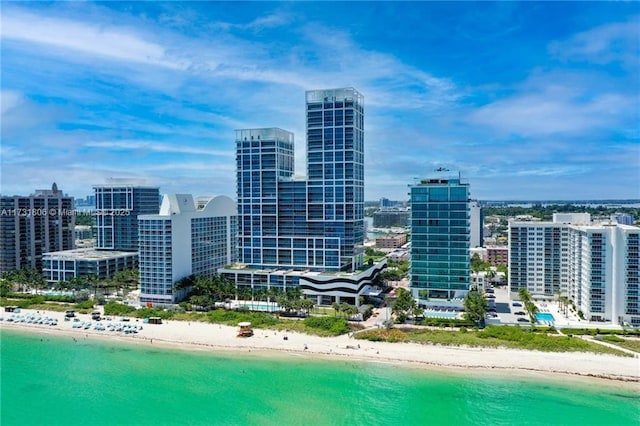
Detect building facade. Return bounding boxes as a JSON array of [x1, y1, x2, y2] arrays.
[[375, 233, 407, 249], [509, 217, 640, 325], [566, 224, 639, 325], [139, 194, 237, 305], [43, 248, 137, 284], [409, 176, 470, 307], [372, 209, 410, 228], [486, 246, 508, 266], [221, 88, 383, 306], [94, 179, 160, 251], [508, 222, 570, 297], [0, 183, 75, 272], [611, 213, 634, 226]]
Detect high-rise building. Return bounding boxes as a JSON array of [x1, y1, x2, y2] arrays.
[[305, 88, 365, 269], [94, 179, 160, 251], [509, 218, 640, 325], [220, 88, 384, 306], [0, 183, 75, 272], [138, 194, 237, 305], [409, 176, 470, 307], [567, 224, 639, 325], [508, 214, 589, 297]]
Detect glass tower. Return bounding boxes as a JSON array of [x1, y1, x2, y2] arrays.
[[94, 180, 160, 251], [234, 87, 365, 274], [306, 88, 365, 269], [409, 177, 470, 304]]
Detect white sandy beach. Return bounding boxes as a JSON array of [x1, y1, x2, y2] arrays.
[[2, 308, 639, 384]]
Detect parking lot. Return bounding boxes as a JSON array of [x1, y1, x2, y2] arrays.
[[485, 285, 529, 325]]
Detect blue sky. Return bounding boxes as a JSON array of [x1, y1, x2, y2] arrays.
[[1, 1, 638, 201]]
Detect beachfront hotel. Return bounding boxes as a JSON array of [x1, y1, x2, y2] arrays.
[[508, 215, 640, 325], [0, 183, 75, 273], [138, 194, 237, 304], [408, 175, 471, 308], [220, 88, 385, 306]]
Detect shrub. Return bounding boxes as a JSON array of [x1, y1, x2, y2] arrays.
[[103, 301, 137, 316], [207, 309, 278, 327], [43, 295, 75, 303], [303, 316, 349, 335], [75, 300, 95, 310], [134, 307, 173, 320]]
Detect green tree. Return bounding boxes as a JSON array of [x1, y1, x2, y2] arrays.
[[0, 272, 14, 297], [471, 254, 491, 273], [299, 298, 315, 315], [113, 269, 139, 296], [463, 290, 488, 326], [332, 302, 341, 317], [391, 288, 416, 323], [518, 287, 539, 323]]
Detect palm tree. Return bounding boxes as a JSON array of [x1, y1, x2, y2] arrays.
[[299, 298, 315, 316], [267, 286, 280, 312], [525, 300, 539, 324], [332, 302, 341, 317], [518, 288, 538, 324]]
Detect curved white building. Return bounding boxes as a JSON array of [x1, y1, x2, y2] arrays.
[[138, 194, 237, 305]]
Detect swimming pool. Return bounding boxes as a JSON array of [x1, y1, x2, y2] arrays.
[[231, 301, 280, 312], [424, 311, 460, 319], [535, 313, 555, 322]]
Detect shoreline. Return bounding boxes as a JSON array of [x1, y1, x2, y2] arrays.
[[2, 308, 639, 386]]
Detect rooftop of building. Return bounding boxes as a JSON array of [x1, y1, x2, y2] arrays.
[[93, 178, 159, 189], [43, 248, 138, 260], [221, 260, 384, 277]]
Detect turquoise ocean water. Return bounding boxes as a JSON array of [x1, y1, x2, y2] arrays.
[[1, 329, 638, 426]]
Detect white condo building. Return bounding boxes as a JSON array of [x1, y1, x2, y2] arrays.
[[138, 194, 237, 305], [566, 224, 639, 325], [509, 214, 639, 325]]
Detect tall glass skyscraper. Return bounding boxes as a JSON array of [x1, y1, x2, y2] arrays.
[[306, 88, 365, 269], [409, 176, 470, 306], [221, 88, 379, 306], [234, 88, 365, 273]]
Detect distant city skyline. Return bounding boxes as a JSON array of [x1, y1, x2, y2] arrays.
[[1, 2, 638, 200]]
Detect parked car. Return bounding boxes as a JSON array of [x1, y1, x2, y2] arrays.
[[514, 311, 526, 316], [512, 302, 522, 307], [517, 318, 530, 323]]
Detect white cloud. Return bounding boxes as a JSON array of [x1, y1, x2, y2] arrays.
[[549, 17, 640, 66], [85, 140, 233, 157], [469, 82, 634, 137], [1, 9, 188, 70], [1, 90, 23, 115]]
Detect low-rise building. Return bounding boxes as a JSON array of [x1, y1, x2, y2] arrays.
[[43, 248, 137, 284], [375, 233, 407, 249], [486, 246, 508, 266]]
